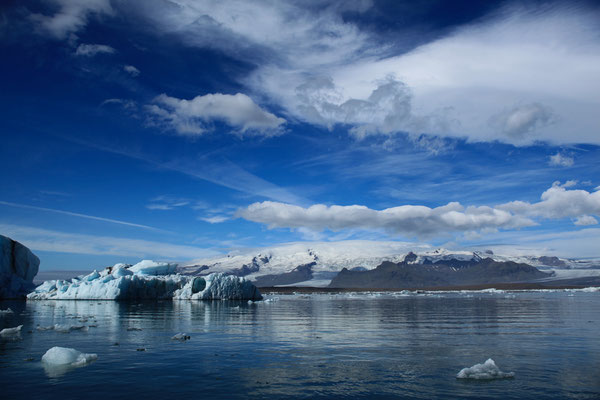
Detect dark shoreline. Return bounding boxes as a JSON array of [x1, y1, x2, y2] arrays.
[[260, 281, 600, 294]]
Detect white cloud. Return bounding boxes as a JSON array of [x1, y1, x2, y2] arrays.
[[238, 184, 600, 237], [237, 201, 534, 238], [147, 93, 285, 137], [574, 215, 598, 226], [74, 43, 115, 56], [0, 223, 217, 259], [498, 183, 600, 220], [128, 2, 600, 145], [29, 0, 113, 40], [123, 65, 140, 76], [548, 152, 574, 167], [199, 215, 229, 224]]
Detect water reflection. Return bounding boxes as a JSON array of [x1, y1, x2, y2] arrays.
[[0, 292, 598, 399]]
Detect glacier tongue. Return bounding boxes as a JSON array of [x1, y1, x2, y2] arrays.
[[28, 261, 262, 301]]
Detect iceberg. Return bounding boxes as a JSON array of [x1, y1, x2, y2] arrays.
[[28, 261, 262, 301], [0, 308, 14, 314], [42, 346, 97, 366], [457, 358, 515, 380], [0, 235, 40, 298]]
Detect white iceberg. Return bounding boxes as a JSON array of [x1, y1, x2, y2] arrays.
[[28, 261, 262, 301], [42, 346, 97, 366], [0, 235, 40, 298], [0, 324, 23, 337], [0, 307, 14, 314], [173, 273, 263, 300], [457, 358, 515, 380]]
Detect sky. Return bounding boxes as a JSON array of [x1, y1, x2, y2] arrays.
[[1, 0, 600, 270]]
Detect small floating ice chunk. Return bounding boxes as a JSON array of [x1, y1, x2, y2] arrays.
[[42, 346, 97, 367], [53, 324, 88, 333], [457, 358, 514, 380], [0, 308, 14, 314], [37, 325, 55, 331], [171, 333, 190, 341], [1, 325, 23, 336]]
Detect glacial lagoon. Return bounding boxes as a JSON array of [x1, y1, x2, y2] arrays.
[[1, 290, 599, 399]]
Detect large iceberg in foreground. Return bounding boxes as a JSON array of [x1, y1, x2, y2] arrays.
[[457, 358, 515, 380], [0, 234, 40, 298], [28, 260, 262, 301]]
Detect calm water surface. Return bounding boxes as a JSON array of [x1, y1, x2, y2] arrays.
[[1, 291, 599, 399]]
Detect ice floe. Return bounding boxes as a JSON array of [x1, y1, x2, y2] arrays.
[[42, 346, 97, 377], [457, 358, 515, 380], [0, 324, 23, 337], [28, 261, 262, 301], [0, 307, 14, 314], [172, 333, 190, 341]]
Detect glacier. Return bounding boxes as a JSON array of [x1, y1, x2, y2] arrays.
[[28, 260, 262, 301], [457, 358, 515, 380], [0, 234, 40, 298], [181, 241, 600, 287]]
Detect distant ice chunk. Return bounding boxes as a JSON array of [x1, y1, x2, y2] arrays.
[[53, 324, 88, 333], [457, 358, 515, 380], [171, 333, 190, 341], [0, 308, 14, 314], [0, 324, 22, 337]]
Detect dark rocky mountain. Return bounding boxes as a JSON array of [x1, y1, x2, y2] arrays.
[[328, 258, 552, 289], [254, 262, 315, 287]]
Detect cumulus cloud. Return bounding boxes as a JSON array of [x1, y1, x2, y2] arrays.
[[29, 0, 113, 40], [498, 183, 600, 220], [236, 201, 534, 238], [74, 43, 115, 57], [574, 215, 598, 226], [238, 184, 600, 237], [548, 152, 574, 167], [123, 65, 140, 77], [146, 93, 285, 137]]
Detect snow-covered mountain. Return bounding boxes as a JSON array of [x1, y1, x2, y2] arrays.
[[180, 241, 600, 287]]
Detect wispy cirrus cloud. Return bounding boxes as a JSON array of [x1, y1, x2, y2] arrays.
[[0, 223, 216, 259], [0, 200, 165, 232], [29, 0, 113, 40]]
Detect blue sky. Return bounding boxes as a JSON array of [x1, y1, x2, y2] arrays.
[[1, 0, 600, 270]]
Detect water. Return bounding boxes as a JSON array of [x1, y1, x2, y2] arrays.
[[1, 290, 599, 399]]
